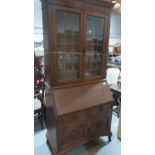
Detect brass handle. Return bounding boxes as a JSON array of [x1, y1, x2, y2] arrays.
[[99, 106, 103, 112], [96, 120, 103, 128], [70, 130, 77, 137]]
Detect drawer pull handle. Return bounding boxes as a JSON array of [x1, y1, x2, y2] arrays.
[[96, 120, 103, 128], [99, 106, 103, 112], [70, 130, 77, 137]]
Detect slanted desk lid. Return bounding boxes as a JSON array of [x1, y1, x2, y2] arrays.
[[52, 82, 114, 116]]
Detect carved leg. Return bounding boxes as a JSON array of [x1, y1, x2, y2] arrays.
[[108, 135, 111, 142]]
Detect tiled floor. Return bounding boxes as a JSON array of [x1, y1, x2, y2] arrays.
[[34, 114, 121, 155]]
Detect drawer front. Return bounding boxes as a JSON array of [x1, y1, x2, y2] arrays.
[[88, 115, 109, 137], [87, 103, 112, 117], [61, 123, 86, 147], [61, 111, 86, 124]]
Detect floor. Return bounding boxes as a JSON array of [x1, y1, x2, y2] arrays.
[[34, 114, 121, 155]]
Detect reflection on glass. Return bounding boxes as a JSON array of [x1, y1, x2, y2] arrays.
[[56, 10, 80, 81], [85, 15, 104, 77]]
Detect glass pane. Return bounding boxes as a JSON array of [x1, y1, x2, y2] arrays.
[[72, 14, 80, 34], [57, 53, 80, 81], [72, 34, 79, 43], [65, 34, 72, 43], [56, 10, 81, 82], [72, 43, 79, 52], [85, 53, 102, 77], [57, 44, 64, 53], [65, 44, 72, 53], [85, 15, 104, 77], [64, 12, 73, 33], [57, 34, 64, 44], [56, 11, 80, 47], [57, 12, 65, 33]]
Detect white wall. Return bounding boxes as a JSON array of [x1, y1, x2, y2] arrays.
[[34, 0, 43, 42], [109, 13, 121, 45]]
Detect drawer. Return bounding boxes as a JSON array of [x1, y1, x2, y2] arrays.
[[61, 111, 86, 124], [87, 104, 111, 117], [88, 115, 108, 137], [61, 123, 86, 147]]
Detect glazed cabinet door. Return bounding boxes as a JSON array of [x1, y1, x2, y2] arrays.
[[84, 12, 108, 81], [53, 6, 83, 85]]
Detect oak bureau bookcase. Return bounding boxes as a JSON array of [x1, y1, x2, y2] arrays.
[[41, 0, 114, 154]]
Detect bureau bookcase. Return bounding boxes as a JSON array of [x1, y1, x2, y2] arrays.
[[41, 0, 114, 154]]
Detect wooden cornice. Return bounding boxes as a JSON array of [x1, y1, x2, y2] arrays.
[[41, 0, 115, 8]]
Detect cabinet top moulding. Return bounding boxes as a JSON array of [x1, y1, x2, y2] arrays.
[[41, 0, 114, 9]]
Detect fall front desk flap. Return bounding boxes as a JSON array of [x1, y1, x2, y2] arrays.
[[52, 82, 114, 116]]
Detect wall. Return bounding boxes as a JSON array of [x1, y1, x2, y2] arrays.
[[109, 13, 121, 46], [34, 0, 43, 42]]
